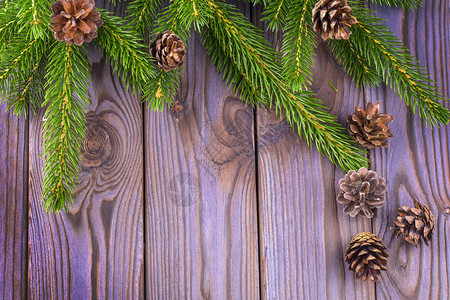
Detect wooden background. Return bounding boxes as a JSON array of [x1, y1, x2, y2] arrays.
[[1, 0, 449, 299]]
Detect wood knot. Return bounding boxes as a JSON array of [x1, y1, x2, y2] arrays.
[[81, 114, 113, 168], [445, 207, 450, 215], [170, 98, 186, 120]]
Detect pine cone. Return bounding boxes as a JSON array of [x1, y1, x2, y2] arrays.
[[345, 232, 388, 282], [150, 31, 186, 72], [337, 167, 386, 218], [51, 0, 103, 46], [312, 0, 357, 41], [347, 101, 394, 149], [390, 199, 435, 246]]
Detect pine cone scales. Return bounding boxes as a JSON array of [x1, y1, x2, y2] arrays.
[[51, 0, 103, 46], [337, 167, 386, 218], [345, 232, 388, 282], [391, 199, 435, 246], [150, 31, 186, 71], [347, 101, 394, 149], [312, 0, 357, 40]]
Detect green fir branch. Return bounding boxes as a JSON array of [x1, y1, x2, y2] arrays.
[[143, 0, 204, 109], [0, 0, 50, 53], [96, 10, 157, 94], [367, 0, 420, 10], [126, 0, 164, 37], [329, 38, 382, 88], [262, 0, 290, 31], [0, 34, 52, 116], [144, 67, 182, 110], [41, 43, 91, 212], [346, 1, 449, 125], [196, 0, 367, 171], [280, 0, 316, 90]]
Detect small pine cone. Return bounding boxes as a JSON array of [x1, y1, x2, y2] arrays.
[[337, 167, 386, 218], [347, 101, 394, 149], [390, 199, 435, 246], [51, 0, 103, 46], [345, 232, 388, 282], [150, 31, 186, 72], [312, 0, 357, 41]]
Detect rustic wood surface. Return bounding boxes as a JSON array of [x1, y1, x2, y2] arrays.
[[0, 109, 28, 300], [368, 2, 450, 299], [1, 0, 449, 299], [144, 16, 260, 300], [27, 2, 144, 298], [256, 40, 375, 299]]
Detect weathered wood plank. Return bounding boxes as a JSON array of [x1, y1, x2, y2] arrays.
[[0, 107, 28, 299], [143, 30, 260, 298], [255, 18, 375, 298], [367, 2, 450, 299], [28, 2, 144, 298]]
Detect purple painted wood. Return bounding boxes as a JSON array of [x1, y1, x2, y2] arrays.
[[0, 107, 28, 300], [368, 1, 450, 299], [27, 1, 144, 298], [0, 0, 449, 298]]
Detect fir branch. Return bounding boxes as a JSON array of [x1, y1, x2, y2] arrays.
[[280, 0, 316, 90], [152, 0, 210, 40], [41, 43, 91, 212], [367, 0, 420, 10], [329, 39, 382, 88], [126, 0, 164, 37], [143, 0, 204, 108], [347, 1, 449, 125], [0, 34, 51, 116], [196, 0, 368, 171], [96, 10, 157, 94], [262, 0, 289, 31], [144, 68, 182, 110], [0, 0, 50, 53]]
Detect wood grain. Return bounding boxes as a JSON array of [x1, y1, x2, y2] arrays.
[[254, 13, 375, 298], [27, 1, 144, 298], [367, 2, 450, 299], [0, 106, 28, 299], [143, 29, 260, 298]]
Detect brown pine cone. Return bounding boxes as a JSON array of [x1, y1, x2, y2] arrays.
[[347, 101, 394, 149], [150, 31, 186, 72], [51, 0, 103, 46], [337, 167, 386, 218], [312, 0, 357, 41], [345, 232, 388, 282], [390, 199, 435, 246]]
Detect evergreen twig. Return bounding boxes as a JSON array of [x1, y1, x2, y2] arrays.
[[367, 0, 420, 10], [41, 43, 91, 211], [330, 39, 382, 88], [262, 0, 289, 31], [196, 0, 368, 170], [127, 0, 164, 37], [96, 10, 157, 94], [279, 0, 316, 90], [347, 1, 449, 125]]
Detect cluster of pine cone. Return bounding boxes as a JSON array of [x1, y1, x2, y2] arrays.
[[337, 166, 436, 282]]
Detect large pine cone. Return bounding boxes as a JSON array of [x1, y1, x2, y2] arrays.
[[51, 0, 103, 46], [337, 167, 386, 218], [390, 199, 435, 246], [150, 31, 186, 72], [345, 232, 388, 282], [312, 0, 357, 41], [347, 101, 394, 149]]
